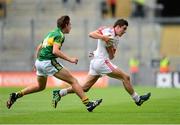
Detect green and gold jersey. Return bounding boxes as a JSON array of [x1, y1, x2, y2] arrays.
[[38, 28, 65, 61]]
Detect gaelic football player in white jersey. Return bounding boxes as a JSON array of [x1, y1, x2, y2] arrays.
[[54, 19, 151, 107]]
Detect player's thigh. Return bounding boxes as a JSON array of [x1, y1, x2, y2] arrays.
[[53, 67, 76, 84], [107, 67, 129, 80], [37, 75, 47, 89]]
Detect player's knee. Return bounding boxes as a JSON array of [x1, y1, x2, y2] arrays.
[[123, 74, 130, 82], [69, 77, 78, 85], [82, 86, 90, 92], [38, 85, 46, 91]]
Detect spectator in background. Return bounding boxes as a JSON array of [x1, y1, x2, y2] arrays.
[[107, 0, 117, 18], [62, 0, 81, 11], [129, 57, 140, 85], [132, 0, 146, 18], [100, 0, 108, 18], [62, 0, 81, 5], [62, 0, 68, 4], [76, 0, 81, 4], [159, 55, 170, 73], [0, 0, 6, 18]]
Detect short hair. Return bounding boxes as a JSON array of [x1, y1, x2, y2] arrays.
[[57, 15, 70, 29], [113, 19, 128, 27]]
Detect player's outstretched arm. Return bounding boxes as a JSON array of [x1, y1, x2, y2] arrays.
[[89, 30, 110, 43], [53, 43, 78, 64]]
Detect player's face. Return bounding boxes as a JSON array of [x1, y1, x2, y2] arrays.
[[115, 25, 127, 37], [64, 22, 72, 34]]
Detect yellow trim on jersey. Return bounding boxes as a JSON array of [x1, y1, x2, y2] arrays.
[[47, 38, 54, 46]]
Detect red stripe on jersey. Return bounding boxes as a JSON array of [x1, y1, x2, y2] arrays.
[[98, 26, 106, 35], [104, 59, 115, 71]]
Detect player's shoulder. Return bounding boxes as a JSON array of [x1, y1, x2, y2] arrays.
[[98, 26, 107, 30], [98, 26, 112, 31], [99, 26, 114, 35], [52, 28, 64, 38]]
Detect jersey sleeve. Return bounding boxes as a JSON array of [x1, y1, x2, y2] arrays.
[[54, 34, 64, 45], [98, 26, 113, 36], [98, 26, 106, 35]]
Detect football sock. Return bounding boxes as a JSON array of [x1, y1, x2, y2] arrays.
[[82, 97, 89, 106], [16, 91, 24, 98], [59, 89, 67, 97], [131, 92, 140, 102]]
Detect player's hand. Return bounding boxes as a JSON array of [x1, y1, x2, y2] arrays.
[[89, 52, 94, 58], [32, 64, 36, 71], [70, 57, 78, 64], [102, 35, 111, 43]]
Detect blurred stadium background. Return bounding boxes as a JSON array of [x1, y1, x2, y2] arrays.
[[0, 0, 180, 87], [0, 0, 180, 124]]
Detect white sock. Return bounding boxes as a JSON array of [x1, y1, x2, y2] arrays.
[[59, 89, 67, 97], [131, 92, 140, 102]]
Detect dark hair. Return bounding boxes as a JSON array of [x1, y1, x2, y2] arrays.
[[57, 15, 70, 29], [113, 19, 128, 27]]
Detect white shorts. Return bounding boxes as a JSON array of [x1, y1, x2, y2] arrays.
[[35, 59, 63, 76], [89, 58, 117, 75]]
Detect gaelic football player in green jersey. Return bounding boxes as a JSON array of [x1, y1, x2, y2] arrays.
[[7, 15, 102, 112]]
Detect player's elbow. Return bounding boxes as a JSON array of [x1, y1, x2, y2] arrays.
[[52, 50, 57, 55], [109, 56, 114, 60], [88, 32, 93, 38], [107, 50, 115, 60], [89, 31, 97, 38], [52, 49, 59, 56], [109, 55, 114, 60]]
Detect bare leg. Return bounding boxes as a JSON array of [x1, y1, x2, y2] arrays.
[[66, 74, 100, 94], [6, 76, 47, 109], [107, 67, 135, 95], [53, 68, 103, 111], [107, 67, 151, 106], [20, 76, 47, 95], [54, 68, 88, 100]]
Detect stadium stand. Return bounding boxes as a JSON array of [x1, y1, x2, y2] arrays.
[[160, 25, 180, 57], [0, 0, 179, 86]]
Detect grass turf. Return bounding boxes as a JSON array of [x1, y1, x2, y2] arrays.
[[0, 86, 180, 124]]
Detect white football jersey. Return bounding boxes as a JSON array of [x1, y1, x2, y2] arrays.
[[93, 27, 120, 59]]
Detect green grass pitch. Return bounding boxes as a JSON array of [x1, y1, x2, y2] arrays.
[[0, 86, 180, 124]]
